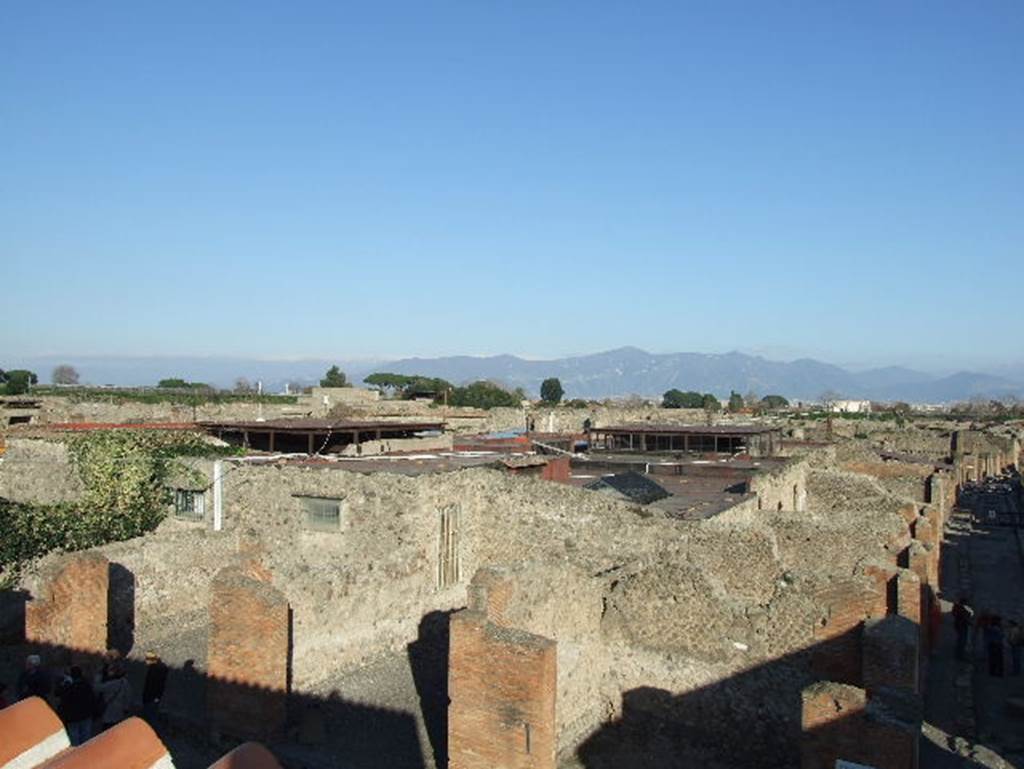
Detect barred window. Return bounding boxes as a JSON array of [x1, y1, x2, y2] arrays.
[[174, 489, 206, 521], [297, 495, 343, 531]]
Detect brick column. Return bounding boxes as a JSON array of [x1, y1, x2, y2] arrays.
[[801, 682, 867, 769], [801, 682, 919, 769], [207, 567, 289, 740], [448, 609, 557, 769], [863, 616, 919, 694], [25, 552, 109, 656]]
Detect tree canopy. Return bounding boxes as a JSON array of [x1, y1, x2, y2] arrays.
[[448, 381, 524, 409], [3, 369, 38, 395], [320, 365, 349, 388], [52, 364, 80, 385], [364, 373, 453, 401], [662, 389, 704, 409], [760, 394, 789, 410], [156, 378, 209, 390], [727, 390, 744, 412], [540, 377, 564, 404]]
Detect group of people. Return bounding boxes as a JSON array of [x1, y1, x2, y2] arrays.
[[5, 649, 169, 746], [952, 597, 1024, 676]]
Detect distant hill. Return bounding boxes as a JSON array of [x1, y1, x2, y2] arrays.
[[382, 347, 1024, 403], [7, 348, 1023, 403]]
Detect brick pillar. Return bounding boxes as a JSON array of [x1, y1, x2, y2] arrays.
[[207, 567, 289, 740], [863, 616, 919, 694], [468, 567, 517, 628], [895, 571, 921, 626], [25, 552, 109, 655], [810, 578, 883, 686], [448, 609, 557, 769], [801, 681, 867, 769], [801, 683, 919, 769]]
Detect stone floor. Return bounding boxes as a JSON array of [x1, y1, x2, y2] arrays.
[[922, 511, 1024, 769]]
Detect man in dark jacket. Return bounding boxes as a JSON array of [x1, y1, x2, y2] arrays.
[[56, 666, 94, 746], [142, 651, 169, 725]]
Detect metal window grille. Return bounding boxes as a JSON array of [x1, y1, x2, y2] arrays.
[[300, 496, 342, 531], [174, 489, 206, 521], [436, 504, 461, 589]]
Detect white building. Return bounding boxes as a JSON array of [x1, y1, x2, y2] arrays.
[[828, 399, 873, 414]]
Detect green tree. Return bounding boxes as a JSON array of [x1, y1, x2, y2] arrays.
[[662, 389, 704, 409], [449, 381, 522, 409], [320, 365, 349, 388], [157, 378, 189, 389], [760, 394, 789, 411], [728, 390, 744, 412], [4, 369, 38, 395], [701, 393, 720, 410], [364, 372, 413, 394], [540, 377, 564, 404]]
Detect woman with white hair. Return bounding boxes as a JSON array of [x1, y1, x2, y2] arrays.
[[17, 654, 52, 701]]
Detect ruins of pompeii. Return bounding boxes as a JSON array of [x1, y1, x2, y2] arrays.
[[1, 382, 1022, 769]]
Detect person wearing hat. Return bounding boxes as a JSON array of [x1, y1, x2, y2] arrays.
[[142, 652, 169, 725]]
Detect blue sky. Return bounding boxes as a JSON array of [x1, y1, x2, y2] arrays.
[[3, 2, 1022, 370]]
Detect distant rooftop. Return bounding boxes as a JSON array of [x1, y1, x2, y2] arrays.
[[591, 423, 779, 435]]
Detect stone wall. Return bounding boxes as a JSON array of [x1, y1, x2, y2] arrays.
[[0, 438, 83, 504]]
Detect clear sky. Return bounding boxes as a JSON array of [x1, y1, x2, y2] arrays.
[[3, 2, 1022, 370]]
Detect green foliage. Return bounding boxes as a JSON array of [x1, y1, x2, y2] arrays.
[[760, 394, 790, 410], [449, 380, 523, 409], [564, 398, 591, 409], [662, 389, 704, 409], [728, 390, 744, 412], [320, 365, 349, 388], [364, 373, 454, 401], [4, 369, 38, 395], [30, 386, 297, 406], [0, 430, 234, 582], [540, 377, 564, 404], [701, 393, 721, 411], [156, 378, 210, 390]]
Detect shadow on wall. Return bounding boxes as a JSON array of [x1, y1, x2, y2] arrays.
[[0, 568, 449, 769], [407, 610, 453, 769], [572, 627, 1000, 769], [107, 562, 135, 655]]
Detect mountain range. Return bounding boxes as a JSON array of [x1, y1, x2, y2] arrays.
[[8, 348, 1024, 404]]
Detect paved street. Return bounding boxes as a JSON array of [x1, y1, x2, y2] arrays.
[[924, 473, 1024, 768]]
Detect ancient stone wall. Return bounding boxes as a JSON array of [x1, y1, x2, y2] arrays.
[[0, 438, 83, 504]]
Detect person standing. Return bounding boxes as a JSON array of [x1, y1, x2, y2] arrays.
[[17, 655, 51, 701], [96, 662, 132, 731], [141, 652, 169, 725], [1007, 619, 1024, 676], [952, 598, 973, 661], [984, 616, 1005, 677], [56, 667, 94, 746]]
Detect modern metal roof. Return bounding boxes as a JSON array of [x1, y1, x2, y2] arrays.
[[199, 418, 445, 432], [591, 423, 779, 436]]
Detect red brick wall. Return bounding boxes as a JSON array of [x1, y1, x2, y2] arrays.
[[25, 552, 109, 655], [811, 579, 885, 686], [541, 457, 571, 484], [207, 567, 289, 739], [801, 682, 867, 769], [448, 610, 557, 769], [802, 683, 918, 769]]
